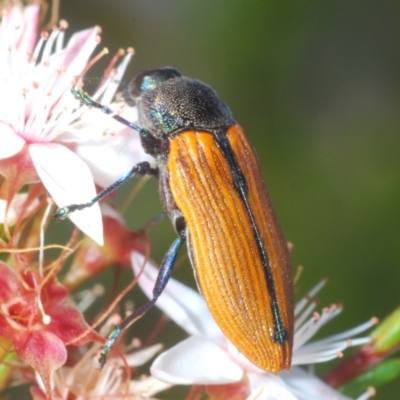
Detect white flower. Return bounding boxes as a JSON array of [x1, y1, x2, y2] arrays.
[[131, 253, 376, 400], [34, 339, 170, 399], [0, 5, 152, 245]]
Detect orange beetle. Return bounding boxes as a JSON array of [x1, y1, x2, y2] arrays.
[[55, 68, 294, 371]]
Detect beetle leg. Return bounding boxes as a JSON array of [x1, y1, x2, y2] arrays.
[[99, 236, 185, 367], [53, 161, 158, 220]]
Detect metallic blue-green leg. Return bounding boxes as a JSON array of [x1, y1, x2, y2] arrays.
[[53, 161, 157, 220], [99, 236, 184, 368]]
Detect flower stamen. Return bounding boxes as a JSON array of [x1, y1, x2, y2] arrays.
[[357, 387, 376, 400], [73, 45, 108, 89], [295, 278, 328, 316]]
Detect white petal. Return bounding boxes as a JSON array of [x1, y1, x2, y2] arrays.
[[18, 5, 41, 54], [29, 142, 103, 245], [129, 376, 172, 397], [131, 252, 223, 341], [0, 123, 25, 159], [247, 377, 298, 400], [76, 127, 155, 188], [2, 5, 39, 53], [125, 343, 163, 367], [282, 367, 352, 400], [49, 27, 99, 75], [71, 105, 154, 187], [151, 336, 243, 385]]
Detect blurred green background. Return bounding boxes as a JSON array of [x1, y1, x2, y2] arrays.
[[58, 1, 400, 399]]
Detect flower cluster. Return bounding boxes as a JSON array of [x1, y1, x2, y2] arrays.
[[0, 3, 399, 400], [0, 3, 158, 398]]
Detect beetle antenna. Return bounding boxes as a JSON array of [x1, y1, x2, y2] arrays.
[[72, 88, 143, 133]]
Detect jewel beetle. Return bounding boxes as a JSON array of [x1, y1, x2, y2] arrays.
[[55, 67, 294, 372]]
